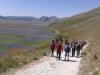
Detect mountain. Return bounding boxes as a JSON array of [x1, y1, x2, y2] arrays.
[[0, 16, 65, 24], [0, 15, 7, 20], [5, 16, 37, 21], [49, 7, 100, 75], [39, 16, 51, 22]]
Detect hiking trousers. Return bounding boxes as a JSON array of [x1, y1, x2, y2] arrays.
[[72, 48, 75, 57], [77, 49, 80, 57], [51, 48, 54, 56], [57, 51, 61, 60]]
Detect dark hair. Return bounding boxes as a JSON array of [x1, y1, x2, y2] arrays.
[[66, 42, 69, 45], [52, 40, 55, 43]]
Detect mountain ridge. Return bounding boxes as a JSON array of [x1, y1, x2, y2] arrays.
[[0, 15, 68, 24]]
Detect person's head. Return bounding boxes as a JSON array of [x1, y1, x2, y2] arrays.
[[52, 40, 54, 43], [58, 41, 61, 43], [66, 42, 69, 45], [78, 41, 80, 45], [73, 40, 75, 43]]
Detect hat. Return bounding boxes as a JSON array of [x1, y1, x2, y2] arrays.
[[59, 41, 61, 43]]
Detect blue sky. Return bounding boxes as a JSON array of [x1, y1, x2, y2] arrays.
[[0, 0, 100, 18]]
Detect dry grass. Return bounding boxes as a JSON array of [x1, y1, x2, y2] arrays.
[[0, 44, 50, 74]]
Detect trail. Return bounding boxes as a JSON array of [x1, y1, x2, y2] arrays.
[[6, 42, 90, 75]]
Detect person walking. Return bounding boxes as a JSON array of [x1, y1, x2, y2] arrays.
[[76, 42, 81, 57], [56, 41, 63, 60], [50, 40, 55, 57], [71, 41, 76, 57], [64, 42, 71, 60]]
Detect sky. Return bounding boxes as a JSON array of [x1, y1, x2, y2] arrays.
[[0, 0, 100, 18]]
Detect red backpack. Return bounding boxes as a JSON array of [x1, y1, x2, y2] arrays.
[[50, 43, 55, 49]]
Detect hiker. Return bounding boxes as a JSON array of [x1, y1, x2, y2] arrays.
[[50, 40, 55, 57], [64, 42, 71, 60], [56, 41, 63, 60], [71, 41, 76, 57], [65, 39, 69, 45], [76, 42, 81, 57], [80, 41, 84, 51]]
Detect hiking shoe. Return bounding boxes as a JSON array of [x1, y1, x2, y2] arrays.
[[64, 59, 66, 61], [56, 57, 58, 60]]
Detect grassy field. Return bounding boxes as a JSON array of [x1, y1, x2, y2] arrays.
[[0, 44, 50, 74], [0, 21, 53, 53], [1, 34, 24, 38], [48, 7, 100, 75], [0, 18, 54, 74], [0, 21, 48, 29], [19, 40, 51, 46], [0, 46, 9, 51], [0, 34, 52, 52]]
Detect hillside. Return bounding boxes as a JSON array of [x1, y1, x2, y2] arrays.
[[49, 7, 100, 75]]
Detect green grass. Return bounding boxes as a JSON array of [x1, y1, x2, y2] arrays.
[[1, 34, 24, 38], [62, 15, 96, 26], [19, 40, 51, 46], [0, 39, 18, 44], [0, 34, 23, 44], [0, 46, 9, 51], [0, 44, 50, 74]]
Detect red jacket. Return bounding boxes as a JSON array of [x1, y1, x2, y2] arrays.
[[56, 42, 63, 52]]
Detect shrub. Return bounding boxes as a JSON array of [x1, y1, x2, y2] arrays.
[[55, 33, 63, 43], [93, 53, 98, 60], [43, 52, 47, 56], [33, 56, 38, 60], [93, 71, 99, 75], [81, 51, 87, 56]]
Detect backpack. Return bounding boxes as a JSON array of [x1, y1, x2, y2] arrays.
[[57, 43, 61, 50], [72, 43, 75, 48], [77, 44, 81, 49], [50, 43, 55, 49], [65, 45, 70, 52]]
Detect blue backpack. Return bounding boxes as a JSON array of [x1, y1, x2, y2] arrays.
[[65, 45, 70, 52]]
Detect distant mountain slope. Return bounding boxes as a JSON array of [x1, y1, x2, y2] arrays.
[[50, 7, 100, 37], [5, 16, 37, 21], [0, 16, 68, 24], [0, 15, 7, 20], [49, 7, 100, 75]]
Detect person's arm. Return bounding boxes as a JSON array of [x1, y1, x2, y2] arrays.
[[61, 44, 63, 52]]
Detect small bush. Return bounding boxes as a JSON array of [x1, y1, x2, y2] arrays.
[[33, 56, 38, 60], [93, 71, 99, 75], [93, 53, 98, 60], [43, 52, 47, 56], [55, 33, 63, 43], [81, 51, 87, 56], [23, 61, 27, 65]]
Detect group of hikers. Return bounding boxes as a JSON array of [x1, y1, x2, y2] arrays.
[[49, 39, 87, 60]]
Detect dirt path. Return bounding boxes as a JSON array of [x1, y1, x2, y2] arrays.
[[5, 42, 90, 75]]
